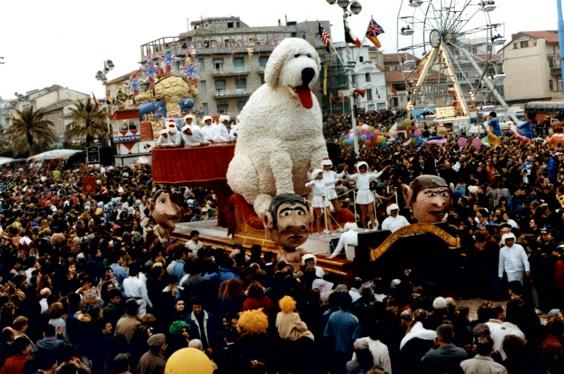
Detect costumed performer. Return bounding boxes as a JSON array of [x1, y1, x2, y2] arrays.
[[346, 162, 389, 229], [200, 116, 216, 143], [305, 169, 331, 232], [329, 222, 359, 260], [321, 158, 345, 212], [381, 203, 410, 232]]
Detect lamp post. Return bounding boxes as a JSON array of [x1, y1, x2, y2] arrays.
[[327, 0, 362, 156], [95, 59, 114, 147]]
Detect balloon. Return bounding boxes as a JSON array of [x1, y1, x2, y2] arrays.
[[457, 137, 468, 150], [360, 134, 367, 141], [403, 119, 411, 126], [471, 137, 482, 150], [165, 348, 213, 374], [374, 129, 381, 135], [368, 126, 375, 131], [380, 141, 388, 149], [368, 133, 375, 140], [345, 138, 354, 145], [428, 138, 447, 147], [376, 135, 385, 143], [413, 129, 422, 137]]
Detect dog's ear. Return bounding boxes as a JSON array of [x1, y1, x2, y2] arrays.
[[264, 41, 294, 87]]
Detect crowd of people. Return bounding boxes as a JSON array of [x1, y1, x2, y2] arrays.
[[0, 110, 562, 374], [155, 115, 238, 148]]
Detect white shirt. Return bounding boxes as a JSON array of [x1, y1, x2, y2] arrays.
[[214, 123, 231, 142], [123, 275, 152, 309], [182, 126, 205, 146], [229, 124, 239, 141], [156, 134, 173, 146], [322, 170, 345, 190], [305, 179, 330, 198], [485, 319, 525, 360], [349, 337, 392, 374], [381, 215, 410, 232], [498, 243, 530, 282], [348, 170, 384, 190], [330, 229, 358, 260], [400, 321, 437, 350], [185, 239, 203, 256], [200, 124, 216, 142]]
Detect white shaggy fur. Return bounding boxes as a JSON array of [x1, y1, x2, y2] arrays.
[[226, 38, 328, 216]]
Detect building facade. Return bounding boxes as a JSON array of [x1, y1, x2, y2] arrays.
[[500, 31, 562, 104], [3, 85, 89, 144], [139, 17, 331, 118]]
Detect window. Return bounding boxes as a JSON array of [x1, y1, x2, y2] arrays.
[[558, 80, 563, 92], [227, 22, 234, 28], [198, 57, 205, 71], [233, 57, 245, 70], [213, 58, 224, 70], [237, 100, 247, 112], [259, 56, 269, 68], [359, 56, 364, 62], [200, 80, 206, 95], [549, 80, 554, 91], [520, 40, 529, 48], [202, 103, 208, 115], [367, 89, 373, 101], [215, 80, 226, 95], [365, 73, 371, 82], [512, 42, 517, 49], [236, 78, 247, 90], [217, 103, 228, 114]]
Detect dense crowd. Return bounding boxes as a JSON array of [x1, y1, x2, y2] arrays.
[[0, 118, 562, 374]]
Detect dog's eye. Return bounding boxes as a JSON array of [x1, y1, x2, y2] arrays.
[[294, 53, 300, 58], [306, 53, 312, 58]]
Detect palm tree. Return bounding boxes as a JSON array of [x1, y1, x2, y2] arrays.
[[66, 98, 108, 146], [5, 106, 55, 157]]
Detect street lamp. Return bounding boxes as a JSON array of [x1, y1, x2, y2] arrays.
[[95, 59, 115, 147], [327, 0, 362, 156]]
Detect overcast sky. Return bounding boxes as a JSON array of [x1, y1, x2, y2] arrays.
[[0, 0, 558, 100]]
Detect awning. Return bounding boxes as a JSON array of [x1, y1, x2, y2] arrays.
[[28, 149, 84, 161]]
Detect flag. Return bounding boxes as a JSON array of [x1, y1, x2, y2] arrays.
[[318, 23, 331, 52], [344, 19, 362, 47], [82, 176, 96, 195], [353, 89, 367, 97], [366, 17, 384, 48]]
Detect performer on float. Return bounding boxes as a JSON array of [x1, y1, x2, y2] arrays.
[[166, 120, 182, 146], [346, 162, 389, 229], [320, 158, 345, 212], [214, 115, 232, 143], [181, 115, 206, 147], [305, 169, 331, 232], [229, 116, 240, 141], [200, 116, 216, 143], [155, 129, 171, 147], [381, 203, 410, 232], [329, 222, 359, 260]]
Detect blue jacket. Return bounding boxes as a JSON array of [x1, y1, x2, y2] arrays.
[[518, 121, 533, 138], [324, 310, 360, 354], [489, 118, 502, 136]]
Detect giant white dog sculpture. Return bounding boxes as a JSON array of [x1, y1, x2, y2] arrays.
[[226, 38, 328, 216]]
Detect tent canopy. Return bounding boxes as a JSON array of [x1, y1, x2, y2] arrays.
[[28, 149, 83, 161]]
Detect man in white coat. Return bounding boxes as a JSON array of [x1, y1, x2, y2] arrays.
[[166, 120, 182, 146], [329, 222, 359, 260], [214, 114, 231, 142], [381, 203, 410, 232], [181, 115, 206, 147], [498, 232, 530, 284], [200, 115, 216, 143]]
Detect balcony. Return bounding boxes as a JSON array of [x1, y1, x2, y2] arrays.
[[211, 68, 250, 77], [214, 88, 252, 99]]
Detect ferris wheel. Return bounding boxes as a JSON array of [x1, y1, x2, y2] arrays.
[[396, 0, 517, 122]]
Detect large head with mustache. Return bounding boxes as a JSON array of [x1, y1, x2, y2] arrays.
[[264, 193, 311, 250]]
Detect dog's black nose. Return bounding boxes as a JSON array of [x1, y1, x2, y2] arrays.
[[301, 67, 315, 86]]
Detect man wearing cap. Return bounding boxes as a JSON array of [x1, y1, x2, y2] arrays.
[[498, 233, 530, 285], [181, 115, 206, 147], [381, 203, 410, 232], [200, 115, 216, 143], [138, 333, 166, 374]]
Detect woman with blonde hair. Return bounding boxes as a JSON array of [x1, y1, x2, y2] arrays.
[[276, 295, 316, 373]]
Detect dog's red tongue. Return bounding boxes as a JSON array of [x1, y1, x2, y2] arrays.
[[295, 86, 313, 109]]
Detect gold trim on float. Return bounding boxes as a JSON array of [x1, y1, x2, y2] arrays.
[[369, 223, 460, 262]]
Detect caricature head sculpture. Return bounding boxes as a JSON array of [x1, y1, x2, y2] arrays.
[[405, 175, 451, 223], [150, 188, 180, 239], [264, 193, 311, 250]]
